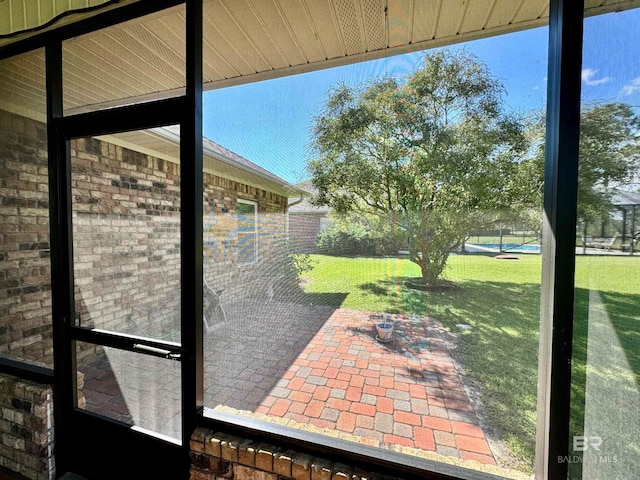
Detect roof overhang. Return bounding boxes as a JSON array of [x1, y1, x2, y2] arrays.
[[2, 0, 640, 118]]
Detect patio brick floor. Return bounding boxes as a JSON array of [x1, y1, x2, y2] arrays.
[[79, 302, 496, 466], [250, 308, 496, 465]]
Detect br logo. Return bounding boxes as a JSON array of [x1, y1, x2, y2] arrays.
[[573, 436, 603, 452]]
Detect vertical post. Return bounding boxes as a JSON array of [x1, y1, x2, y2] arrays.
[[182, 0, 204, 469], [536, 1, 584, 479], [632, 205, 636, 255], [46, 41, 77, 475]]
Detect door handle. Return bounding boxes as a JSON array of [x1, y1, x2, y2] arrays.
[[133, 343, 182, 360]]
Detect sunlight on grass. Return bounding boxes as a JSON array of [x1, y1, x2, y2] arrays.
[[301, 253, 640, 473]]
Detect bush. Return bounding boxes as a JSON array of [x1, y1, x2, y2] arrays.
[[316, 223, 395, 256]]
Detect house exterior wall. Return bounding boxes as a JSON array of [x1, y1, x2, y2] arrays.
[[288, 212, 323, 253], [0, 109, 53, 368], [0, 108, 289, 364]]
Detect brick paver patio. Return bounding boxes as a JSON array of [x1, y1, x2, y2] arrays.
[[79, 301, 496, 466]]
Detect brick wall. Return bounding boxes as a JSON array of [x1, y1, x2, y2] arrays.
[[0, 373, 55, 480], [71, 136, 183, 348], [190, 429, 395, 480], [0, 109, 53, 367], [288, 213, 323, 253]]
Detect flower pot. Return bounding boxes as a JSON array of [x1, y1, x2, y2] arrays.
[[376, 322, 393, 342]]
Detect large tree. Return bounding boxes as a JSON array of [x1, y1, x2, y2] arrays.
[[308, 50, 526, 285], [522, 102, 640, 223]]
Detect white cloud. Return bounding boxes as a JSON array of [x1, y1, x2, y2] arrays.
[[581, 68, 613, 86], [621, 77, 640, 96]]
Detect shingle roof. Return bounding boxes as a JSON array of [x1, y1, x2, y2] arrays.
[[288, 180, 331, 214], [161, 125, 291, 188]]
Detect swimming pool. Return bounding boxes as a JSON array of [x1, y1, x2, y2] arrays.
[[464, 243, 541, 253]]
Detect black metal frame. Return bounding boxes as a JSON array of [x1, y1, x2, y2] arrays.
[[0, 0, 588, 479]]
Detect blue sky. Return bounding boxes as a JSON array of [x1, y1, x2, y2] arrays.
[[203, 9, 640, 184]]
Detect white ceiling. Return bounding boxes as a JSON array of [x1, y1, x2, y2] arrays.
[[2, 0, 640, 118]]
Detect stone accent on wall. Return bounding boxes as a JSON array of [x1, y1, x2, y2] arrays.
[[190, 428, 399, 480], [0, 374, 55, 480], [0, 110, 53, 367]]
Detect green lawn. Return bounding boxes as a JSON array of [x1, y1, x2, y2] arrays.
[[301, 253, 640, 473]]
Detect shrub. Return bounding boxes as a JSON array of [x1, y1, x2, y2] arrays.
[[316, 223, 395, 256]]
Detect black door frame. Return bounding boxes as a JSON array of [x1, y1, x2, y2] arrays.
[[44, 1, 203, 478]]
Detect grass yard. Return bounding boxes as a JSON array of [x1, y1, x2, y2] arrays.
[[300, 253, 640, 473]]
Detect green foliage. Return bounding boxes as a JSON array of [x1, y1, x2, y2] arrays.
[[316, 220, 396, 256], [525, 102, 640, 222], [288, 252, 316, 277], [308, 49, 527, 283]]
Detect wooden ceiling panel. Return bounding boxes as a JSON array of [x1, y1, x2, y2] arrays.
[[3, 0, 640, 116], [484, 0, 522, 29], [219, 0, 290, 69], [435, 0, 467, 38], [511, 0, 548, 24], [204, 0, 274, 73], [386, 0, 412, 47], [459, 0, 494, 34], [224, 0, 307, 67], [303, 0, 345, 59]]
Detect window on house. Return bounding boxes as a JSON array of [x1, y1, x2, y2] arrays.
[[236, 200, 258, 265]]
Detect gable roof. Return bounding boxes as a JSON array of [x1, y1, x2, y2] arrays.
[[288, 180, 331, 214]]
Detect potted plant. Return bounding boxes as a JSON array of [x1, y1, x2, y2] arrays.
[[375, 314, 393, 342]]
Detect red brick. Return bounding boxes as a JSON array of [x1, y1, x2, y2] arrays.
[[379, 377, 394, 388], [444, 398, 473, 412], [313, 386, 331, 401], [270, 399, 291, 417], [309, 418, 335, 430], [255, 406, 269, 415], [337, 412, 356, 432], [409, 384, 427, 399], [336, 372, 351, 382], [290, 391, 312, 403], [451, 421, 485, 438], [427, 395, 445, 407], [361, 370, 379, 379], [459, 451, 496, 465], [345, 387, 362, 402], [283, 370, 295, 380], [350, 403, 376, 416], [350, 376, 365, 388], [383, 434, 413, 447], [356, 359, 368, 369], [301, 383, 316, 394], [394, 411, 421, 426], [394, 382, 410, 392], [442, 389, 468, 400], [342, 367, 359, 375], [376, 397, 394, 414], [363, 377, 379, 386], [327, 398, 351, 411], [455, 435, 492, 455], [288, 377, 306, 391], [289, 401, 307, 414], [304, 400, 326, 418], [364, 385, 386, 396], [311, 368, 325, 376], [324, 367, 339, 379], [309, 361, 329, 369], [327, 379, 349, 390], [414, 427, 436, 451], [422, 417, 451, 432]]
